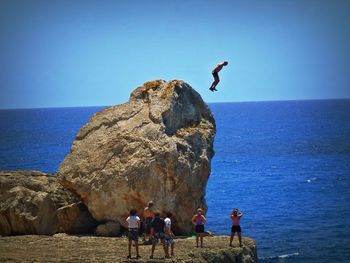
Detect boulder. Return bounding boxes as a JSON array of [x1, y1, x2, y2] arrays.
[[95, 221, 120, 237], [0, 186, 57, 235], [0, 170, 97, 235], [58, 80, 216, 234], [56, 201, 97, 234]]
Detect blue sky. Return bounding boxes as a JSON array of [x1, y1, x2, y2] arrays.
[[1, 0, 349, 109]]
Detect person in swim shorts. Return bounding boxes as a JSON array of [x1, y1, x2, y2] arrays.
[[150, 212, 169, 259], [192, 208, 206, 248], [164, 212, 175, 257], [229, 208, 243, 247], [143, 201, 155, 243], [209, 61, 228, 92]]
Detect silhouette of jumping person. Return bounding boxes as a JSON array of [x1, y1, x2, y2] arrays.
[[210, 61, 228, 92]]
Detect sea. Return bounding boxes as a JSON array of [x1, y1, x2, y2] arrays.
[[0, 99, 349, 263]]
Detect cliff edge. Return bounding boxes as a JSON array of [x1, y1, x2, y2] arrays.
[[0, 235, 257, 263]]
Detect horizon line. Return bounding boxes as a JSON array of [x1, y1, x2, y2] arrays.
[[1, 97, 349, 111]]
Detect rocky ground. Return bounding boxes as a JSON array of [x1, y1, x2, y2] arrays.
[[0, 235, 257, 263]]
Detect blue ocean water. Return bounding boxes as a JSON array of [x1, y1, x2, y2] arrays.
[[1, 100, 350, 262]]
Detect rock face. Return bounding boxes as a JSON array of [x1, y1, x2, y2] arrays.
[[95, 221, 120, 237], [58, 80, 216, 234], [0, 170, 97, 236]]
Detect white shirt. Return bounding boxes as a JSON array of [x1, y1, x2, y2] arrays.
[[164, 217, 171, 229], [126, 215, 140, 229]]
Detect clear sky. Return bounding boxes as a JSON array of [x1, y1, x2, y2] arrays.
[[1, 0, 350, 109]]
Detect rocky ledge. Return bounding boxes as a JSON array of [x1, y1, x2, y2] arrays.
[[0, 170, 97, 235], [0, 235, 257, 263]]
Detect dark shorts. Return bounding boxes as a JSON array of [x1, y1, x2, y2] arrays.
[[128, 228, 139, 241], [212, 71, 219, 79], [195, 225, 204, 233], [152, 232, 166, 244], [145, 217, 153, 234], [165, 235, 175, 245], [231, 225, 241, 233]]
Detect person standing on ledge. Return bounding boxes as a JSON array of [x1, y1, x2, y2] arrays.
[[164, 212, 175, 257], [209, 61, 228, 92], [192, 208, 207, 248], [150, 212, 168, 259], [229, 208, 243, 247], [124, 209, 141, 259], [143, 201, 155, 244]]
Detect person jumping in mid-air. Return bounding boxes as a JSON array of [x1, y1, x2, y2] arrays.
[[210, 61, 228, 92]]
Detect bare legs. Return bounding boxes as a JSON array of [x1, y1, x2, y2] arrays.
[[165, 242, 175, 257], [196, 233, 204, 248], [229, 232, 234, 247], [230, 232, 242, 247], [128, 240, 132, 257], [170, 243, 175, 256], [128, 240, 140, 259], [151, 240, 169, 259], [150, 242, 156, 258], [136, 241, 139, 257], [163, 243, 169, 258], [210, 76, 220, 91]]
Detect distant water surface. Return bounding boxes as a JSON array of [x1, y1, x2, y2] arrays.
[[0, 107, 105, 172], [1, 100, 349, 263]]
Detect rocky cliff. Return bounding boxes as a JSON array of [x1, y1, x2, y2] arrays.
[[58, 80, 216, 234], [0, 170, 97, 235]]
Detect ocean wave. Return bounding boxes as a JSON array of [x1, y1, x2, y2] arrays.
[[307, 177, 317, 183], [261, 252, 299, 262]]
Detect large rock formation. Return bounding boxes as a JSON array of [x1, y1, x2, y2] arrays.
[[58, 80, 216, 234], [0, 170, 97, 236]]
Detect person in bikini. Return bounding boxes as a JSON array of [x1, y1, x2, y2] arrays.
[[209, 61, 228, 92], [191, 208, 207, 248], [143, 201, 155, 243], [229, 208, 243, 247]]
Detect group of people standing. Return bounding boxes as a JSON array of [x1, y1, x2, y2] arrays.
[[124, 201, 243, 259], [124, 201, 175, 259]]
